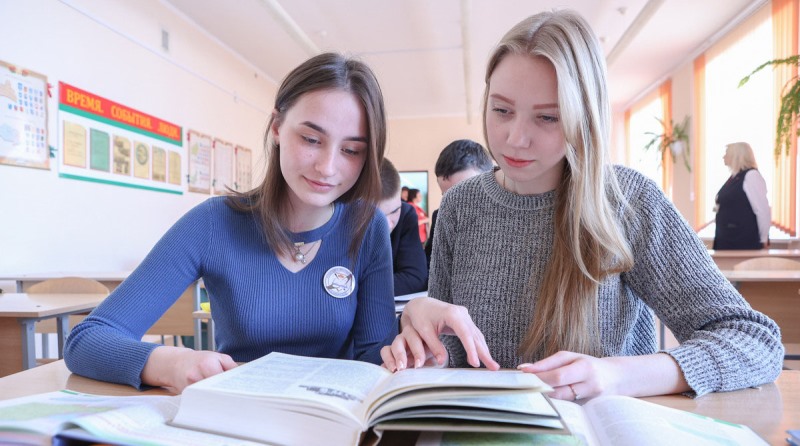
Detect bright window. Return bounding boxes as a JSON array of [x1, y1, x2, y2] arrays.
[[700, 7, 774, 226], [626, 93, 665, 189]]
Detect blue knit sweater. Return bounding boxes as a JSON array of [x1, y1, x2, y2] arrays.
[[64, 196, 397, 388]]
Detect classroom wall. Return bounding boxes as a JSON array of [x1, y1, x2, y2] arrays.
[[0, 0, 275, 278]]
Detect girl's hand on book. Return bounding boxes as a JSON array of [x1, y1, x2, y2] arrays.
[[380, 298, 499, 371], [142, 346, 238, 393], [517, 351, 690, 400], [516, 351, 623, 401]]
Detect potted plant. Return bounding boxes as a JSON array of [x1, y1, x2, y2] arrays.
[[643, 116, 691, 172], [739, 55, 799, 157]]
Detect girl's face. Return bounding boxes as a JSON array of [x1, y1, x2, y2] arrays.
[[273, 88, 368, 212], [485, 54, 566, 195], [723, 147, 732, 167]]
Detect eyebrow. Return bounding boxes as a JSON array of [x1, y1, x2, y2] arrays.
[[489, 93, 558, 110], [301, 121, 368, 143]]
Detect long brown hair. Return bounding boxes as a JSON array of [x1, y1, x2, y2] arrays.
[[482, 11, 634, 360], [228, 52, 387, 260]]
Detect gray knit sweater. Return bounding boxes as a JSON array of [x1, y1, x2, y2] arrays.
[[430, 166, 783, 396]]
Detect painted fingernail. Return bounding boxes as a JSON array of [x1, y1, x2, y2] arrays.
[[517, 363, 533, 369]]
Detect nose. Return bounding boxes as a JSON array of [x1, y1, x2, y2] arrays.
[[316, 147, 337, 177], [506, 116, 531, 148]]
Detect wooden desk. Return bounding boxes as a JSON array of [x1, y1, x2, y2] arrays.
[[0, 272, 204, 349], [0, 293, 107, 376], [720, 269, 800, 360], [0, 361, 796, 445], [0, 271, 132, 293], [709, 249, 800, 269]]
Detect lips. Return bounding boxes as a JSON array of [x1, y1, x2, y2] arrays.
[[503, 155, 533, 168], [304, 177, 335, 191]]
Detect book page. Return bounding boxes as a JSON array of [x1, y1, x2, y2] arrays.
[[185, 352, 391, 420], [67, 401, 261, 446], [582, 396, 767, 446], [370, 368, 551, 416], [0, 390, 173, 438]]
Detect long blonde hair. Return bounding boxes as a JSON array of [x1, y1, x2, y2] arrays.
[[228, 53, 387, 261], [482, 10, 634, 359]]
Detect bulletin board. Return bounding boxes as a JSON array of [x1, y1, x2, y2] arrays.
[[188, 130, 212, 194], [57, 82, 184, 194], [0, 60, 49, 170]]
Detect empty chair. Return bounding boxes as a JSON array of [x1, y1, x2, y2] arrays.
[[28, 277, 109, 361], [732, 257, 800, 271]]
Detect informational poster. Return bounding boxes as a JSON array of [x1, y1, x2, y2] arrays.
[[188, 130, 212, 194], [212, 138, 234, 194], [58, 82, 183, 194], [235, 145, 252, 192], [0, 60, 49, 169]]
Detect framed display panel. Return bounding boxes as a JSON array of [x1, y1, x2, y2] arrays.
[[58, 82, 183, 194], [0, 60, 49, 170], [187, 130, 212, 194]]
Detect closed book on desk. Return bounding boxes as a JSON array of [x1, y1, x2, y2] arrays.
[[171, 352, 559, 445]]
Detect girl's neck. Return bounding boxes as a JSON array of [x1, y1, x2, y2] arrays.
[[286, 201, 335, 233]]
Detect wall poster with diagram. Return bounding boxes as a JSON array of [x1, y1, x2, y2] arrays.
[[0, 60, 49, 170], [187, 130, 212, 194], [58, 82, 183, 194], [235, 145, 252, 192], [212, 137, 234, 194]]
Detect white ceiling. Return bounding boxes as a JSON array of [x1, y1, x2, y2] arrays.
[[162, 0, 765, 119]]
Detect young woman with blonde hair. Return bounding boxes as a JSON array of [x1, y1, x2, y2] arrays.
[[381, 10, 783, 401]]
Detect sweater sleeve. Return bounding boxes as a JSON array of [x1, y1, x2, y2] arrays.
[[617, 169, 783, 396], [64, 199, 211, 389], [352, 212, 399, 364], [391, 203, 429, 295], [742, 169, 771, 244]]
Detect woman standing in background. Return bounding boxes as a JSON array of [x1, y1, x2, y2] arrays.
[[713, 142, 771, 250]]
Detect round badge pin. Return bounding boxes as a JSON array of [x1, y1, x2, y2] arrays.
[[323, 266, 355, 298]]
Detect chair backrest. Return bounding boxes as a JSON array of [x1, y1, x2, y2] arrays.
[[732, 257, 800, 271], [27, 277, 110, 294]]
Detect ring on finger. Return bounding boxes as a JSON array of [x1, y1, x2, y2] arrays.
[[568, 383, 581, 401]]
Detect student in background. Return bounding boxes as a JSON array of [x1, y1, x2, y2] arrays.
[[713, 142, 771, 250], [381, 10, 783, 401], [424, 139, 494, 266], [377, 158, 428, 295], [400, 186, 409, 202], [65, 53, 397, 393], [406, 188, 429, 244]]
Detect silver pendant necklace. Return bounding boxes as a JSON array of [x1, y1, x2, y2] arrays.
[[293, 240, 319, 264]]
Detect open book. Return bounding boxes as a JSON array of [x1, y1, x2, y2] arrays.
[[0, 390, 260, 446], [170, 352, 557, 445], [416, 394, 768, 446]]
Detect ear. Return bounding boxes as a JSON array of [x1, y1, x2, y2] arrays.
[[270, 109, 281, 141]]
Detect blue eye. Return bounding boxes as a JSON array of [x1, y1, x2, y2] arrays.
[[302, 135, 320, 145]]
